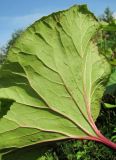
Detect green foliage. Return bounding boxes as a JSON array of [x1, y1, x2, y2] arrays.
[[55, 108, 116, 160], [6, 29, 23, 51], [97, 29, 116, 61], [1, 145, 56, 160], [0, 47, 6, 64], [100, 10, 116, 108], [103, 67, 116, 108], [104, 103, 116, 108], [111, 128, 116, 143], [0, 5, 116, 160], [98, 8, 116, 61], [54, 140, 116, 160], [99, 7, 115, 24], [0, 54, 5, 64], [33, 108, 116, 160], [0, 30, 23, 66]]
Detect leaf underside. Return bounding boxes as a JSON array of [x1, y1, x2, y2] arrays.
[[0, 5, 114, 156]]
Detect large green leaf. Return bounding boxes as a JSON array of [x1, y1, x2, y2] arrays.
[[104, 67, 116, 108], [0, 5, 115, 153], [107, 68, 116, 86], [106, 67, 116, 95]]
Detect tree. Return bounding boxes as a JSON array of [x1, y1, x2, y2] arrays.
[[0, 29, 23, 64], [98, 8, 116, 60], [6, 29, 23, 51], [0, 47, 6, 64], [100, 7, 114, 24]]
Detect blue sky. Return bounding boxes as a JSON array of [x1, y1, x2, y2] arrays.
[[0, 0, 116, 47]]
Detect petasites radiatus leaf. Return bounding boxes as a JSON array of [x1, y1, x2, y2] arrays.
[[0, 5, 116, 152]]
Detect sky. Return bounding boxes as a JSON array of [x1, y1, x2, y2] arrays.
[[0, 0, 116, 47]]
